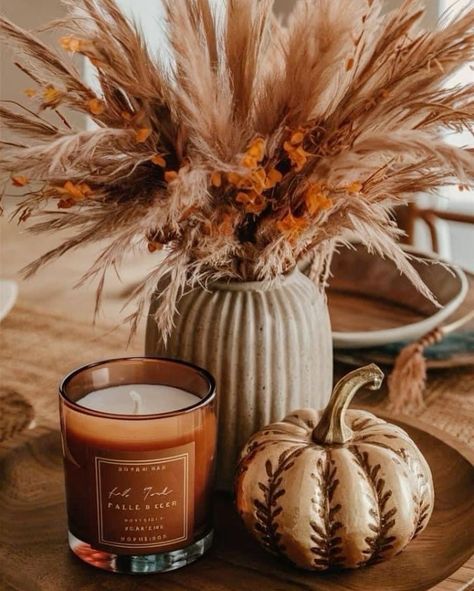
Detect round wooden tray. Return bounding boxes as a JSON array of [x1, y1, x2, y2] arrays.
[[0, 415, 472, 591], [327, 245, 469, 349], [330, 270, 474, 369]]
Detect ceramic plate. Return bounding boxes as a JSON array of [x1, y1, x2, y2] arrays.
[[334, 271, 474, 368], [325, 245, 468, 349]]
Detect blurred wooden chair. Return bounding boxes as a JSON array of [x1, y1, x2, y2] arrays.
[[397, 203, 474, 254]]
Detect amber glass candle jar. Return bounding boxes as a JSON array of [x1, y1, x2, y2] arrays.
[[59, 357, 216, 574]]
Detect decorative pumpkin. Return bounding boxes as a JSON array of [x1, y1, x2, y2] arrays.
[[235, 364, 434, 570]]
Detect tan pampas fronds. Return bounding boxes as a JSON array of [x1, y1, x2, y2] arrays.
[[0, 0, 473, 340]]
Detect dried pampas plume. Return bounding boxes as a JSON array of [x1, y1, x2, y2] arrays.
[[0, 0, 473, 339]]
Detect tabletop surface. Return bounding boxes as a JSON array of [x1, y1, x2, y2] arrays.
[[0, 304, 473, 591]]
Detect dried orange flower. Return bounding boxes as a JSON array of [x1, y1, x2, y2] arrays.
[[235, 191, 251, 204], [249, 168, 267, 192], [59, 36, 90, 54], [42, 85, 63, 108], [242, 154, 256, 169], [24, 88, 37, 98], [135, 128, 152, 143], [227, 165, 282, 195], [57, 181, 93, 201], [289, 129, 305, 145], [247, 137, 266, 159], [11, 175, 29, 187], [265, 168, 283, 189], [276, 212, 308, 239], [345, 181, 363, 194], [57, 181, 93, 209], [247, 195, 266, 214], [150, 154, 166, 167], [283, 128, 311, 172], [242, 137, 266, 169], [227, 172, 247, 188], [165, 170, 179, 183], [210, 172, 222, 187], [87, 98, 105, 115], [236, 190, 266, 214], [283, 142, 310, 172], [305, 184, 332, 214]]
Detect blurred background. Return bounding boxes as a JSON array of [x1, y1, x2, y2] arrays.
[[0, 0, 473, 328]]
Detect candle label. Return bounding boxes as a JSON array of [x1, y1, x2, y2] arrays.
[[90, 443, 195, 554]]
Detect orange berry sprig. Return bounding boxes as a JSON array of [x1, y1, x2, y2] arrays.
[[210, 172, 222, 187], [59, 35, 103, 68], [275, 181, 334, 243], [59, 36, 92, 54], [212, 129, 313, 219], [150, 154, 166, 168], [283, 128, 311, 172], [241, 137, 266, 169], [56, 181, 93, 209], [235, 191, 266, 215], [304, 183, 332, 215], [276, 212, 308, 242], [164, 170, 178, 183], [42, 84, 64, 109], [345, 181, 363, 194], [208, 137, 284, 216], [87, 98, 105, 116], [135, 127, 152, 144], [25, 80, 106, 119]]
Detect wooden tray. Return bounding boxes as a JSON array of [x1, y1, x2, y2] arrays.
[[330, 270, 474, 369], [0, 416, 473, 591], [327, 246, 469, 349]]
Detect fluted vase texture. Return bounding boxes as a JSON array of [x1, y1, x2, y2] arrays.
[[145, 268, 333, 489]]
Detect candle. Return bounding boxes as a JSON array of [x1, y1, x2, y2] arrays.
[[78, 385, 200, 415], [59, 357, 217, 574]]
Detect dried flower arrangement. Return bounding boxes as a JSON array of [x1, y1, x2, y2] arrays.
[[0, 0, 473, 337]]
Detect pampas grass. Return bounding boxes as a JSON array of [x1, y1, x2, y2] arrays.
[[0, 0, 473, 338]]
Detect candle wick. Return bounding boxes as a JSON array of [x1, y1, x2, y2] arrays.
[[129, 390, 143, 415]]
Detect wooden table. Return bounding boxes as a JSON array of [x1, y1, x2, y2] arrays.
[[0, 305, 473, 591]]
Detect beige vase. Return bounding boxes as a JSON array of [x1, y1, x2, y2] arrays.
[[145, 268, 333, 489]]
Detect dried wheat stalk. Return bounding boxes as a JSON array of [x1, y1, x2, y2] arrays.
[[0, 0, 473, 339]]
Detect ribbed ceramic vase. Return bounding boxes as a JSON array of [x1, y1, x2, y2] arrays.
[[145, 268, 332, 489]]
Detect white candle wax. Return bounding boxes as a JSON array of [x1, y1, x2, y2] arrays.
[[77, 384, 200, 415]]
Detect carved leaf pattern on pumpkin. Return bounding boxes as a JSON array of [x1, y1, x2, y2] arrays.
[[252, 446, 305, 556], [397, 448, 432, 541], [309, 452, 345, 569], [351, 446, 398, 564], [413, 500, 431, 538]]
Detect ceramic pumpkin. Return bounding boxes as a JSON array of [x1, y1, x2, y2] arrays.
[[235, 364, 434, 570]]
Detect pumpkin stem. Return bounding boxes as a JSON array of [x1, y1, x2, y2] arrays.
[[312, 364, 384, 445]]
